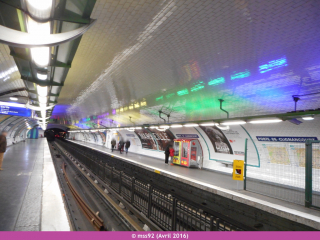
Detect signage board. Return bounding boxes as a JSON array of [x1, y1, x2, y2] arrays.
[[256, 136, 318, 143], [176, 134, 199, 138], [0, 105, 32, 117]]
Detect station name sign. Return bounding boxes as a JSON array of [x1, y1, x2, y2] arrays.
[[176, 134, 199, 138], [256, 136, 318, 143], [0, 105, 32, 117]]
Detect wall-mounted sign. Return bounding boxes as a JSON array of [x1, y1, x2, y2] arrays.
[[126, 134, 136, 138], [256, 136, 318, 143], [0, 105, 32, 117], [176, 134, 199, 138]]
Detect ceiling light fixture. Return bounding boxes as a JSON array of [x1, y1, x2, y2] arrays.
[[170, 124, 183, 128], [27, 16, 50, 67], [249, 119, 282, 124], [10, 97, 18, 101], [221, 121, 246, 125], [184, 124, 199, 127], [200, 122, 218, 126], [26, 0, 53, 20], [38, 96, 47, 104], [37, 86, 48, 97], [159, 125, 169, 128], [37, 72, 47, 80], [302, 116, 314, 120]]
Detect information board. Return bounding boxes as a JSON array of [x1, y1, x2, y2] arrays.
[[0, 105, 32, 117]]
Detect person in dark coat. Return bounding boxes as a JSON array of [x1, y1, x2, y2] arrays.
[[164, 144, 170, 165], [0, 131, 7, 171], [111, 139, 116, 152], [118, 140, 123, 154], [125, 140, 131, 154]]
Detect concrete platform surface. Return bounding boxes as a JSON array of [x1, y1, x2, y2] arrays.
[[0, 139, 70, 231]]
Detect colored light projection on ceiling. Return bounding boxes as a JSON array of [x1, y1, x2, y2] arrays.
[[259, 56, 288, 74], [208, 77, 225, 86], [191, 81, 205, 92], [177, 88, 189, 96], [231, 69, 251, 80]]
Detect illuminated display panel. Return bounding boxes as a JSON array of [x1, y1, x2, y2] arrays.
[[0, 105, 32, 117]]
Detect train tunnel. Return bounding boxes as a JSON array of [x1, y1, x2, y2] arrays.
[[0, 0, 319, 236]]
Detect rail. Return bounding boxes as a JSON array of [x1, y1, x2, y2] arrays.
[[62, 162, 104, 231]]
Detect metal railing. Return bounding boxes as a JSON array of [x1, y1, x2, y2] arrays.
[[56, 140, 242, 231]]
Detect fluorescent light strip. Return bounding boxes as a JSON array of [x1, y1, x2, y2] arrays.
[[184, 124, 199, 127], [170, 124, 183, 128], [37, 73, 47, 80], [159, 125, 169, 128], [200, 123, 217, 126], [221, 121, 246, 125], [302, 116, 314, 120], [37, 86, 48, 97], [249, 119, 282, 124], [10, 97, 18, 101]]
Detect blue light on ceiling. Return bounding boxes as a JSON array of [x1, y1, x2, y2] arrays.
[[259, 57, 288, 74]]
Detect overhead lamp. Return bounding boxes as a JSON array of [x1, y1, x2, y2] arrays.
[[37, 86, 48, 97], [249, 119, 282, 124], [184, 124, 199, 127], [149, 126, 157, 129], [38, 96, 47, 104], [135, 127, 142, 129], [26, 0, 53, 20], [200, 122, 218, 126], [302, 116, 314, 120], [27, 17, 50, 67], [39, 103, 47, 109], [170, 124, 183, 128], [159, 125, 170, 129], [37, 72, 47, 80], [10, 97, 18, 101], [221, 121, 246, 125]]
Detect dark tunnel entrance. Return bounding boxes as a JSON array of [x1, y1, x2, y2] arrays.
[[45, 128, 67, 141]]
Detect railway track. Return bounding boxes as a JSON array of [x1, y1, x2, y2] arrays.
[[62, 163, 104, 231], [50, 142, 144, 231], [54, 139, 244, 231]]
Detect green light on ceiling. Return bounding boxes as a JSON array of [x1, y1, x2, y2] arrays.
[[190, 81, 205, 92], [177, 88, 189, 96], [231, 69, 250, 80], [166, 93, 175, 99], [156, 96, 163, 101], [208, 77, 225, 86]]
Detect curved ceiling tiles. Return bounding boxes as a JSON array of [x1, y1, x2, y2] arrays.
[[56, 0, 320, 129]]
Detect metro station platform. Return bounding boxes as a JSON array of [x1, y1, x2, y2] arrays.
[[69, 140, 320, 230], [0, 139, 70, 231]]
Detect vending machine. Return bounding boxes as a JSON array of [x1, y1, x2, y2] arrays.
[[172, 139, 203, 168]]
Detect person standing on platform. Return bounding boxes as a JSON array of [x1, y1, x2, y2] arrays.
[[111, 139, 116, 152], [125, 140, 131, 154], [169, 146, 174, 164], [118, 140, 123, 154], [164, 144, 170, 165], [0, 131, 7, 171]]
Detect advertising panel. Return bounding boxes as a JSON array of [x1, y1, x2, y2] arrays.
[[199, 126, 233, 154], [148, 129, 175, 151], [134, 129, 157, 150], [134, 129, 175, 151]]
